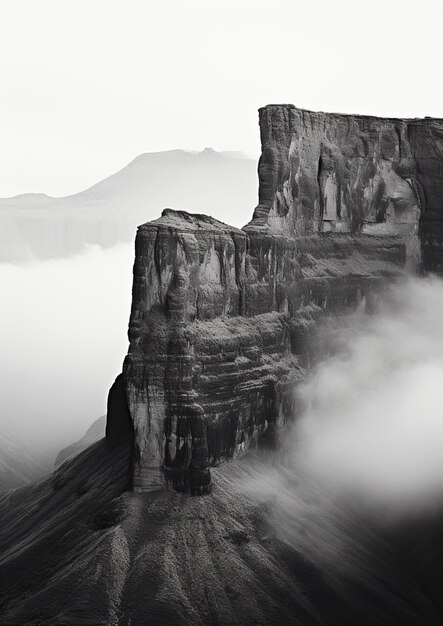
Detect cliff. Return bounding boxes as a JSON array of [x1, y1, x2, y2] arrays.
[[113, 105, 443, 493], [4, 106, 443, 624], [251, 105, 443, 271]]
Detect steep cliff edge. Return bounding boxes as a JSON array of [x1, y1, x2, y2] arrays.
[[112, 105, 443, 493], [249, 105, 443, 271]]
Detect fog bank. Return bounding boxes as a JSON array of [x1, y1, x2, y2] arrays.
[[0, 244, 134, 460], [291, 276, 443, 515]]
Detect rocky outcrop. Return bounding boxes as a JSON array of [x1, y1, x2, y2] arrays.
[[251, 105, 443, 272], [112, 105, 443, 493]]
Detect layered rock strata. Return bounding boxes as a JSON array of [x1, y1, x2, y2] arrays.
[[252, 105, 443, 272], [111, 105, 443, 493]]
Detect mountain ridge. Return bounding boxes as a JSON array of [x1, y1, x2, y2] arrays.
[[1, 149, 252, 202], [0, 149, 257, 261]]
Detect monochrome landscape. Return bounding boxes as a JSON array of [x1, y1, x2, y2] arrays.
[[2, 1, 443, 624]]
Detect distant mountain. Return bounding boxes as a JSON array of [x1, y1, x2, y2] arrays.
[[0, 416, 105, 491], [54, 415, 106, 468], [0, 149, 257, 262], [0, 426, 50, 491]]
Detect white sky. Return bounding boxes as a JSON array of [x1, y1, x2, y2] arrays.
[[1, 0, 442, 197]]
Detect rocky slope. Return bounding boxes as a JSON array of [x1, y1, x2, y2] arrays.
[[1, 416, 105, 491], [2, 440, 443, 625], [54, 415, 106, 468], [0, 149, 256, 262], [0, 426, 50, 491], [119, 104, 443, 494]]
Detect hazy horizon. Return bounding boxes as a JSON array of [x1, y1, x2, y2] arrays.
[[0, 243, 134, 461], [2, 0, 443, 197], [0, 147, 254, 200]]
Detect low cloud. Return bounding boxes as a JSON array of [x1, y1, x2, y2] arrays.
[[290, 276, 443, 516], [0, 244, 134, 460]]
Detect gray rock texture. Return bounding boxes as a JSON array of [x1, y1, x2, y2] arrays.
[[249, 105, 443, 270], [112, 105, 443, 493], [4, 443, 443, 626]]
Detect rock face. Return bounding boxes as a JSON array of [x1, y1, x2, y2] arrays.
[[113, 105, 443, 493], [252, 105, 443, 271]]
